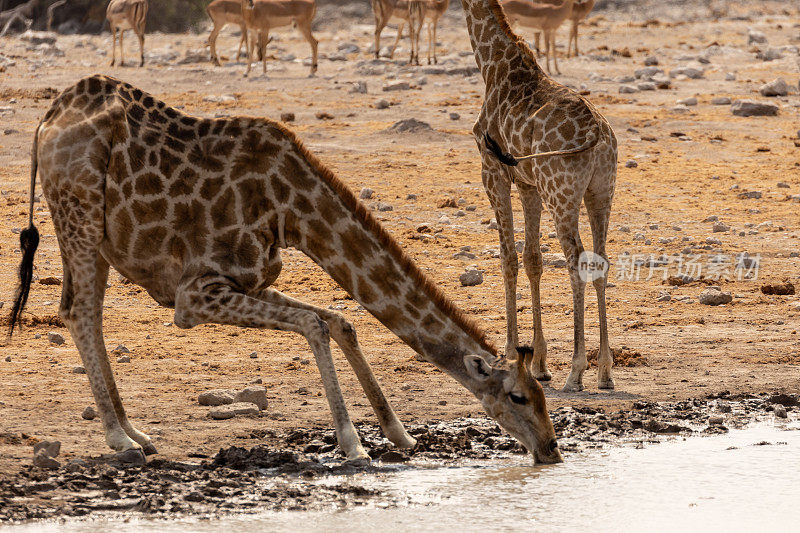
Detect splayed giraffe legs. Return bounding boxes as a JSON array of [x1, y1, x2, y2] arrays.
[[174, 276, 369, 462], [517, 181, 551, 382], [259, 289, 416, 448]]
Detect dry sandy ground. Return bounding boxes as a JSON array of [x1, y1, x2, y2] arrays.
[[0, 2, 799, 475]]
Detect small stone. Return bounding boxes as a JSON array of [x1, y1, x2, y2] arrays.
[[759, 78, 788, 97], [698, 288, 733, 306], [644, 56, 659, 66], [669, 66, 704, 79], [677, 97, 698, 106], [711, 96, 731, 105], [708, 415, 725, 426], [249, 351, 258, 359], [737, 190, 762, 200], [747, 29, 768, 45], [757, 48, 783, 61], [449, 112, 460, 120], [460, 268, 484, 287], [33, 450, 60, 470], [4, 356, 10, 362], [637, 82, 656, 91], [774, 405, 787, 418], [777, 182, 790, 188], [619, 85, 639, 94], [280, 112, 295, 122], [72, 366, 85, 374], [198, 389, 236, 406], [544, 253, 567, 268], [383, 81, 411, 91], [656, 291, 671, 302], [376, 202, 393, 212], [349, 81, 367, 94], [81, 406, 97, 420], [388, 118, 431, 133], [725, 72, 736, 81], [33, 440, 61, 458], [208, 402, 260, 419], [48, 332, 65, 345], [114, 344, 130, 353], [359, 187, 374, 199], [625, 159, 638, 168], [713, 221, 730, 232], [731, 100, 778, 117], [375, 99, 390, 109], [234, 386, 268, 410], [406, 193, 417, 200], [39, 276, 61, 285], [703, 215, 719, 222], [116, 355, 131, 363]]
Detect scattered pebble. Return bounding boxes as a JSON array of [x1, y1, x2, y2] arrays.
[[280, 112, 295, 122], [459, 268, 484, 287], [698, 288, 733, 306], [208, 402, 261, 420], [234, 386, 268, 410], [81, 406, 97, 420], [759, 78, 788, 97], [47, 332, 65, 345], [198, 389, 236, 406], [731, 100, 778, 117], [359, 187, 374, 199], [625, 159, 638, 168]]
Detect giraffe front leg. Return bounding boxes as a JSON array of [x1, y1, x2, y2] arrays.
[[482, 162, 519, 358], [260, 289, 416, 449], [518, 182, 551, 382], [174, 277, 370, 463]]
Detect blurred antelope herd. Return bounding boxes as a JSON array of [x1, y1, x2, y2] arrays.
[[4, 0, 594, 73]]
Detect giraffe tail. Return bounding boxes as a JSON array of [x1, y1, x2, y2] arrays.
[[484, 127, 599, 166], [9, 123, 42, 337]]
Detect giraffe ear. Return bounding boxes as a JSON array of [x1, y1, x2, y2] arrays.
[[464, 354, 493, 382]]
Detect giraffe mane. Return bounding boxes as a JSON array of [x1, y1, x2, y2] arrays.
[[272, 122, 498, 358], [487, 0, 541, 70]]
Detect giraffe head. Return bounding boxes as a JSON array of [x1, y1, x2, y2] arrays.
[[464, 347, 561, 464]]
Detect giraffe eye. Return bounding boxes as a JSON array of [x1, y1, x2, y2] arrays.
[[509, 392, 528, 405]]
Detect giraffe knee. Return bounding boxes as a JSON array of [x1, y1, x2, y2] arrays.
[[329, 314, 357, 343]]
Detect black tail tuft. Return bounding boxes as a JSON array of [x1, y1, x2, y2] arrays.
[[484, 133, 519, 167], [9, 225, 40, 336]]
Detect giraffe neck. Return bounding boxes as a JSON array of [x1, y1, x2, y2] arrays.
[[459, 0, 546, 86], [282, 152, 497, 389]]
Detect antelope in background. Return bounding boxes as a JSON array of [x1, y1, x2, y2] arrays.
[[106, 0, 148, 67], [500, 0, 574, 74], [533, 0, 595, 57], [371, 0, 449, 65], [240, 0, 318, 77], [207, 0, 248, 65]]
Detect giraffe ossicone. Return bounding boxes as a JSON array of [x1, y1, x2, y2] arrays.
[[10, 75, 562, 465]]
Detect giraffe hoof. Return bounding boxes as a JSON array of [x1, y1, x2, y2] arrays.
[[116, 448, 146, 465], [533, 370, 552, 382], [562, 382, 584, 393], [599, 378, 615, 390], [343, 455, 371, 468], [142, 442, 158, 456]]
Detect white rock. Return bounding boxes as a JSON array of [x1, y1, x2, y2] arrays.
[[234, 386, 268, 410], [774, 404, 787, 418], [208, 402, 260, 419], [198, 389, 236, 406], [759, 78, 788, 97]]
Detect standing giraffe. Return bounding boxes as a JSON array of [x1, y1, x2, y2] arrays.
[[10, 75, 561, 465], [460, 0, 617, 391]]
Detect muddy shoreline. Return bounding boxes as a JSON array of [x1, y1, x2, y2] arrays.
[[1, 391, 796, 524]]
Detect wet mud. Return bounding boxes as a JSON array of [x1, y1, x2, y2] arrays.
[[1, 391, 795, 524]]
